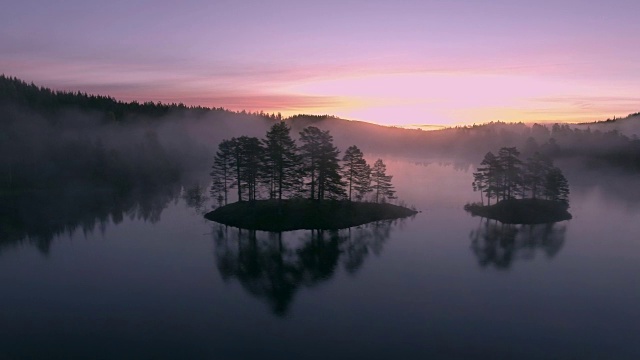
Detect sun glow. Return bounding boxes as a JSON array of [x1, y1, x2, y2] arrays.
[[273, 71, 638, 126]]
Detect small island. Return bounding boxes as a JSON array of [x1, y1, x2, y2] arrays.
[[464, 199, 571, 224], [205, 122, 416, 231], [205, 199, 418, 231], [465, 147, 572, 224]]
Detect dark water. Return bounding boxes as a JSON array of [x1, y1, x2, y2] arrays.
[[1, 160, 640, 359]]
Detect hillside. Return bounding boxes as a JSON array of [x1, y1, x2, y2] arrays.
[[573, 113, 640, 138], [2, 74, 640, 180]]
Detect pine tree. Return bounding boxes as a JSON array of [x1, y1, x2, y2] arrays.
[[354, 162, 372, 201], [544, 167, 570, 203], [262, 122, 301, 200], [228, 137, 243, 201], [472, 170, 486, 205], [299, 127, 320, 200], [497, 147, 522, 200], [225, 136, 263, 201], [371, 159, 395, 203], [299, 127, 345, 200], [210, 139, 234, 205], [210, 177, 225, 207], [523, 152, 553, 199], [342, 145, 370, 201], [237, 136, 263, 201], [474, 151, 501, 205]]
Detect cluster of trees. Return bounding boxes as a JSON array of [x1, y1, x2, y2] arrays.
[[210, 122, 396, 205], [472, 147, 570, 205], [0, 75, 204, 120]]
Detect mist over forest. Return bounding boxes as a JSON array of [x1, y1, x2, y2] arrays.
[[2, 75, 640, 251]]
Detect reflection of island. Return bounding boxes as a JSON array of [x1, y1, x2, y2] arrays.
[[212, 220, 398, 316], [469, 218, 567, 269], [0, 184, 181, 255]]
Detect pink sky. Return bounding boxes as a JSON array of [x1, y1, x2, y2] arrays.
[[2, 0, 639, 126]]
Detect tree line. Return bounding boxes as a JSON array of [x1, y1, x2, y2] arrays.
[[210, 122, 396, 205], [0, 74, 289, 122], [4, 74, 639, 175], [472, 147, 570, 205]]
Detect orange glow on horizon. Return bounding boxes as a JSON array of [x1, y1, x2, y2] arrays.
[[11, 59, 637, 127], [261, 71, 640, 126]]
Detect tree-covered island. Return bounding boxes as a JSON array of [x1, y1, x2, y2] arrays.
[[205, 122, 417, 230], [465, 147, 572, 224]]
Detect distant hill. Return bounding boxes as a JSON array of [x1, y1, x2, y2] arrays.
[[2, 74, 638, 254], [2, 74, 639, 173], [573, 113, 640, 138]]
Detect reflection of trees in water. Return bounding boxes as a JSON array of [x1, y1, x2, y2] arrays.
[[342, 221, 391, 273], [213, 220, 399, 316], [0, 184, 181, 255], [181, 182, 210, 215], [469, 218, 567, 269]]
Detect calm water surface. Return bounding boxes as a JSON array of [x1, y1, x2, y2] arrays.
[[1, 160, 639, 359]]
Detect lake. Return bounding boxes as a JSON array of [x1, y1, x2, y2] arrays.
[[1, 159, 639, 359]]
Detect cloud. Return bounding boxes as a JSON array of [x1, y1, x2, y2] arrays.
[[532, 96, 640, 115]]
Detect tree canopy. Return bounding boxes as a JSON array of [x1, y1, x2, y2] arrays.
[[371, 159, 396, 203], [210, 124, 396, 204], [342, 145, 371, 201], [472, 147, 570, 205], [299, 126, 345, 200], [262, 122, 301, 200]]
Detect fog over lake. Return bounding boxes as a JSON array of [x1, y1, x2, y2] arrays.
[[2, 158, 639, 360]]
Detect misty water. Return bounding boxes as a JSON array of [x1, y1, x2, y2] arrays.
[[1, 159, 639, 359]]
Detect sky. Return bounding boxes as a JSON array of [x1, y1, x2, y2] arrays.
[[2, 0, 640, 126]]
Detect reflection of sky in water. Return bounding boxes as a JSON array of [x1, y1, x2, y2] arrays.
[[1, 161, 639, 359]]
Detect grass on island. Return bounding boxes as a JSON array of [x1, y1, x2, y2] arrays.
[[204, 199, 418, 231], [464, 198, 572, 224]]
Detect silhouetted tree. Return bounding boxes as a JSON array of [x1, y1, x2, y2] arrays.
[[210, 139, 234, 205], [341, 145, 371, 201], [523, 152, 553, 199], [237, 136, 263, 201], [472, 171, 487, 205], [299, 127, 345, 200], [371, 159, 396, 203], [210, 178, 225, 207], [225, 136, 264, 201], [497, 147, 522, 200], [354, 162, 372, 201], [262, 122, 301, 200], [474, 151, 502, 205], [544, 167, 570, 203]]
